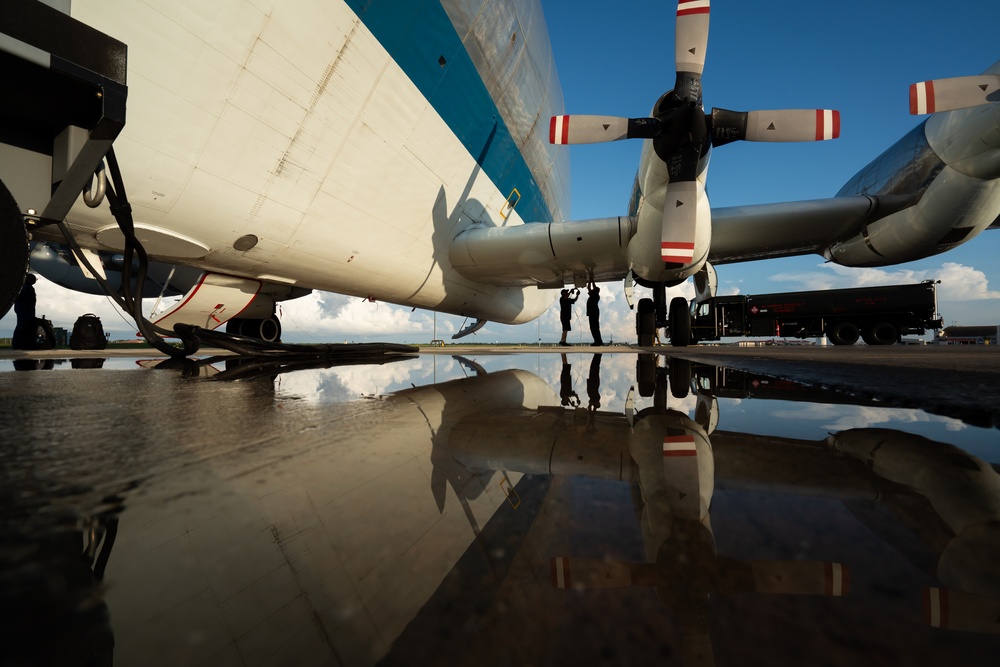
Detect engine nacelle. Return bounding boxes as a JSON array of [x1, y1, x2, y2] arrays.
[[923, 74, 1000, 181], [826, 167, 1000, 267], [628, 142, 711, 283]]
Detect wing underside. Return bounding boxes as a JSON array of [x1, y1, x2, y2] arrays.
[[708, 195, 879, 264], [450, 195, 880, 287]]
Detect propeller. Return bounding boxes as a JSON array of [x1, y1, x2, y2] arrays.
[[909, 75, 1000, 114], [549, 0, 840, 270]]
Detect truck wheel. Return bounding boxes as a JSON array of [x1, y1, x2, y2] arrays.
[[827, 321, 860, 346], [0, 179, 29, 320], [862, 321, 899, 346], [636, 298, 655, 346], [669, 296, 691, 347]]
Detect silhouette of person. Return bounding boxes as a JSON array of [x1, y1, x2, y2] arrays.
[[559, 353, 580, 407], [559, 287, 579, 345], [587, 282, 603, 346], [587, 353, 602, 413], [11, 274, 37, 350]]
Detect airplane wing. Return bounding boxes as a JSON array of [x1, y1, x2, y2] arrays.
[[708, 195, 886, 264], [450, 194, 890, 287]]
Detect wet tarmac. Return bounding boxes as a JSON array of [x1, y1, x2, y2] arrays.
[[2, 346, 1000, 666]]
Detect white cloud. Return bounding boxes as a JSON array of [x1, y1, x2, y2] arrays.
[[278, 291, 436, 340], [771, 403, 967, 432], [273, 358, 427, 402]]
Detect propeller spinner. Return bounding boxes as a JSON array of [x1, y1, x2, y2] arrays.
[[549, 0, 841, 273]]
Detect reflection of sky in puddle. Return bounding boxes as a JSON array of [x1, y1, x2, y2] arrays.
[[0, 357, 153, 371], [269, 352, 998, 463], [4, 353, 992, 463]]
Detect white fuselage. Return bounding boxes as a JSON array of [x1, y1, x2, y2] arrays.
[[50, 0, 568, 324]]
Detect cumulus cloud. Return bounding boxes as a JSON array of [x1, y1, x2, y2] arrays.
[[771, 403, 967, 432], [279, 291, 436, 340]]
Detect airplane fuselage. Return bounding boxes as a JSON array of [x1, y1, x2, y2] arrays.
[[28, 0, 569, 325]]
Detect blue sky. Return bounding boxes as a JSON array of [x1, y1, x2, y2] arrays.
[[539, 0, 1000, 335], [5, 0, 1000, 344]]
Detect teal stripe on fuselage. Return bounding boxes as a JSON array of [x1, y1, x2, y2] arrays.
[[344, 0, 552, 223]]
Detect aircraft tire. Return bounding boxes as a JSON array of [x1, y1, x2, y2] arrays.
[[669, 357, 691, 399], [669, 296, 690, 347], [862, 321, 899, 346], [0, 178, 29, 320], [636, 353, 656, 397], [827, 321, 860, 346], [637, 298, 656, 346]]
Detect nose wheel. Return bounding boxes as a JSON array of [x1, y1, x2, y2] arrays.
[[0, 179, 29, 319]]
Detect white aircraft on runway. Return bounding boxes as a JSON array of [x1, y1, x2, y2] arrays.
[[0, 0, 998, 349]]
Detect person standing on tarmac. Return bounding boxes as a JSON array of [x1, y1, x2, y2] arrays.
[[587, 282, 603, 346], [559, 287, 579, 345]]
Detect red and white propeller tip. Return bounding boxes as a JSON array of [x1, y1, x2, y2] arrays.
[[910, 75, 1000, 115], [549, 115, 660, 145], [550, 115, 625, 145], [740, 109, 840, 142], [676, 0, 710, 75]]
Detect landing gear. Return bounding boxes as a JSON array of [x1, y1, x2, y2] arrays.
[[635, 285, 695, 347], [0, 179, 29, 319], [636, 282, 670, 346], [668, 296, 691, 347], [226, 316, 282, 342], [637, 298, 656, 346]]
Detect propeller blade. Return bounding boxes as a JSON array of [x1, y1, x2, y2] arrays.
[[748, 109, 840, 142], [675, 0, 710, 76], [661, 180, 698, 265], [711, 108, 840, 145], [910, 75, 1000, 114], [549, 115, 660, 144]]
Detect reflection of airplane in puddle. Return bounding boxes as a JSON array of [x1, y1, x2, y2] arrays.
[[446, 359, 847, 665], [12, 356, 1000, 664], [437, 357, 1000, 662]]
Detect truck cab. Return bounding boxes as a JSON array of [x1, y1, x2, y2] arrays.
[[691, 295, 747, 342]]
